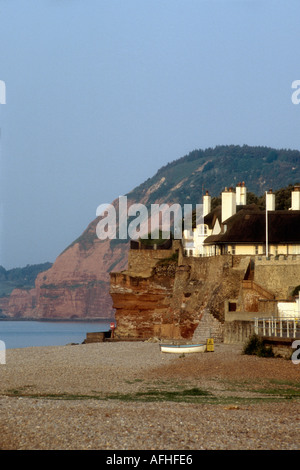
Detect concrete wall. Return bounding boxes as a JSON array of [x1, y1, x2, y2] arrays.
[[180, 254, 239, 280], [254, 256, 300, 298], [224, 320, 254, 344], [225, 310, 263, 322], [278, 300, 300, 317], [127, 242, 178, 276], [83, 332, 105, 343]]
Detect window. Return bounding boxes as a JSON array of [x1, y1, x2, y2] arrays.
[[198, 225, 208, 236], [231, 245, 236, 255]]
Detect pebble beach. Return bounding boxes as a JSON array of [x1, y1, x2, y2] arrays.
[[0, 341, 299, 450]]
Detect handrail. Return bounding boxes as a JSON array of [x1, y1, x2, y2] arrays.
[[254, 316, 300, 339]]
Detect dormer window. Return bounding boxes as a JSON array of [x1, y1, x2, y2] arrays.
[[198, 225, 207, 235]]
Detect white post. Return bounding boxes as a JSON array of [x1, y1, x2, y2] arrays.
[[254, 318, 258, 335], [280, 319, 282, 337]]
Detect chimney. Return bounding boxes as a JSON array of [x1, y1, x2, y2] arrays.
[[266, 189, 275, 211], [222, 186, 236, 223], [203, 190, 211, 217], [291, 185, 300, 210], [236, 181, 247, 206]]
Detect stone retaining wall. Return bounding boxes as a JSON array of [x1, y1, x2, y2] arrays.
[[262, 337, 294, 360], [224, 320, 255, 344]]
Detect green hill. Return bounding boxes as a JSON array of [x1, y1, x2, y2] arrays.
[[128, 144, 300, 206]]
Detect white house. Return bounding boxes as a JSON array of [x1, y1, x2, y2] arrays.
[[183, 183, 300, 257]]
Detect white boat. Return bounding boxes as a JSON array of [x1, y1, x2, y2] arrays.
[[159, 343, 206, 354]]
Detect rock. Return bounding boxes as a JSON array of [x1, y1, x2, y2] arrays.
[[145, 337, 161, 343]]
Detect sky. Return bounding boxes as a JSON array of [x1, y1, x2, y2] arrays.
[[0, 0, 300, 269]]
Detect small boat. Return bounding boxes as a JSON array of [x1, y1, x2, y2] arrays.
[[159, 343, 206, 354]]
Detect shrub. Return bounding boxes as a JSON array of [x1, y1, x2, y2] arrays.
[[156, 252, 178, 265], [291, 285, 300, 297], [243, 334, 274, 358]]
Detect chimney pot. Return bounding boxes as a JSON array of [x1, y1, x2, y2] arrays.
[[203, 190, 211, 216], [291, 185, 300, 210], [236, 181, 247, 205], [222, 187, 236, 222], [266, 190, 275, 210]]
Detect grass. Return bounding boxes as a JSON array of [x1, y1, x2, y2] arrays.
[[219, 378, 300, 401], [124, 378, 144, 384], [3, 379, 300, 405], [106, 387, 212, 403], [252, 380, 300, 398]]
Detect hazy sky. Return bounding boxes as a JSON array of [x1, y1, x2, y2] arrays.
[[1, 0, 300, 269]]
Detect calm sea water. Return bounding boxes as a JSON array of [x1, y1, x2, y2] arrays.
[[0, 321, 111, 349]]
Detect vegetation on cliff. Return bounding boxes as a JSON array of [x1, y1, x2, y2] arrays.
[[0, 262, 52, 297], [128, 144, 300, 206]]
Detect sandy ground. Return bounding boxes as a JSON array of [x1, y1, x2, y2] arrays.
[[0, 341, 299, 450]]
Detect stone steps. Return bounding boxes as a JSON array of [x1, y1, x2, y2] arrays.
[[193, 308, 224, 343]]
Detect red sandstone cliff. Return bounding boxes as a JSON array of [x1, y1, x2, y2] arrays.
[[0, 289, 37, 319], [1, 216, 129, 319], [1, 184, 182, 319], [110, 248, 251, 341]]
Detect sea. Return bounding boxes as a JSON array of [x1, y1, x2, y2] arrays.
[[0, 320, 112, 349]]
